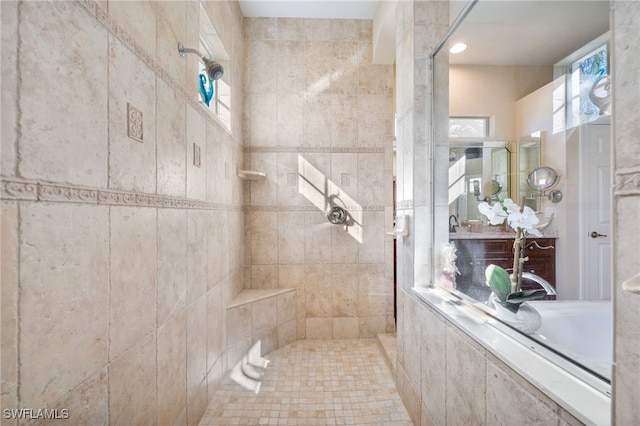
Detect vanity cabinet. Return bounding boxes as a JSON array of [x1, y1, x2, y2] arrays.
[[452, 237, 556, 301]]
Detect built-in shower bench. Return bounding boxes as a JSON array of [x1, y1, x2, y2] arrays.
[[225, 288, 298, 369]]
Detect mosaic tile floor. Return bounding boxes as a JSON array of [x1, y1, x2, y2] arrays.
[[199, 339, 412, 426]]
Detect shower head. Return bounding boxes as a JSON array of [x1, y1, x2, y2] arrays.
[[178, 42, 224, 81], [202, 57, 224, 81]]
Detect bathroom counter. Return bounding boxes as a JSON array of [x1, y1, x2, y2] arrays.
[[449, 229, 558, 240]]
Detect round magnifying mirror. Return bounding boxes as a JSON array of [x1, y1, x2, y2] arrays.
[[527, 166, 559, 192]]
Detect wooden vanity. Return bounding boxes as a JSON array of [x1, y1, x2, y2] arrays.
[[450, 233, 557, 301]]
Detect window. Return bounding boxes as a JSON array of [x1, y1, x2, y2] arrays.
[[567, 44, 608, 127], [448, 117, 489, 138], [199, 3, 231, 131]]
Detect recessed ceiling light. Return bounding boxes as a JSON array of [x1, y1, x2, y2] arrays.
[[450, 42, 468, 54]]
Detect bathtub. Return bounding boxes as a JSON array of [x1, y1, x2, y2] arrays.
[[527, 300, 612, 381]]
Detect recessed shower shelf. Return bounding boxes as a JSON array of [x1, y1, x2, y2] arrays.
[[237, 169, 266, 180]]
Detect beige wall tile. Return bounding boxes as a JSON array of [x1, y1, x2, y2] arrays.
[[331, 95, 358, 148], [486, 361, 560, 424], [157, 309, 187, 426], [331, 42, 359, 95], [157, 208, 187, 326], [1, 2, 18, 178], [252, 297, 278, 334], [18, 2, 108, 187], [255, 327, 278, 355], [276, 93, 304, 146], [331, 19, 358, 41], [207, 285, 224, 370], [31, 370, 108, 426], [278, 319, 298, 347], [358, 316, 386, 338], [207, 211, 224, 290], [276, 153, 309, 206], [357, 153, 385, 205], [1, 202, 18, 412], [445, 325, 487, 426], [303, 94, 332, 146], [205, 122, 223, 203], [109, 207, 157, 360], [358, 210, 385, 263], [187, 210, 208, 305], [107, 1, 157, 55], [248, 40, 278, 94], [420, 306, 446, 426], [249, 211, 278, 265], [277, 211, 305, 264], [277, 18, 305, 41], [249, 152, 278, 205], [226, 338, 252, 370], [305, 265, 332, 317], [186, 106, 207, 200], [226, 305, 251, 345], [187, 378, 208, 426], [156, 79, 186, 198], [109, 333, 156, 426], [277, 41, 305, 94], [20, 203, 109, 409], [186, 297, 207, 422], [249, 93, 277, 146], [358, 94, 394, 148], [303, 19, 331, 41], [108, 35, 157, 193], [250, 265, 279, 289], [331, 224, 359, 264], [306, 318, 333, 339], [304, 210, 332, 264], [250, 17, 277, 40], [331, 265, 358, 317], [277, 291, 297, 324], [304, 41, 332, 95], [333, 318, 359, 339], [207, 357, 225, 403], [156, 1, 186, 88]]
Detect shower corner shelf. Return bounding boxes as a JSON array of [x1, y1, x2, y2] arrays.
[[237, 169, 267, 181]]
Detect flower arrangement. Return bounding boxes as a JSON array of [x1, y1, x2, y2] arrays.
[[478, 198, 546, 313]]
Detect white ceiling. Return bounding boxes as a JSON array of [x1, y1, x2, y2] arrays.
[[238, 0, 378, 19], [237, 1, 610, 66], [448, 1, 610, 65]]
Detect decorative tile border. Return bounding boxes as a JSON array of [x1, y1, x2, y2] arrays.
[[615, 166, 640, 196], [0, 178, 241, 211], [245, 146, 386, 154], [247, 205, 385, 212], [396, 200, 414, 210], [1, 180, 38, 201]]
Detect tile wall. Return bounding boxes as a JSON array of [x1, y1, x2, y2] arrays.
[[1, 0, 245, 424], [242, 17, 396, 340]]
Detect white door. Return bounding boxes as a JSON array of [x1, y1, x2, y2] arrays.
[[582, 122, 611, 300]]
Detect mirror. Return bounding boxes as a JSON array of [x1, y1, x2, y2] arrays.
[[434, 0, 611, 382], [517, 134, 542, 211], [448, 141, 511, 226]]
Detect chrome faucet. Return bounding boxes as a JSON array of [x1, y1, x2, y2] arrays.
[[449, 215, 458, 233], [521, 272, 557, 296]]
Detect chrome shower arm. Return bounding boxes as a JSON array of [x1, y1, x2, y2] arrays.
[[178, 43, 204, 59]]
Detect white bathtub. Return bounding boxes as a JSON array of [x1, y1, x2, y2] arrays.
[[527, 300, 612, 381]]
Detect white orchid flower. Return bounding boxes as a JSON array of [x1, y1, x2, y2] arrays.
[[478, 201, 508, 225], [507, 205, 543, 237], [501, 198, 520, 214]]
